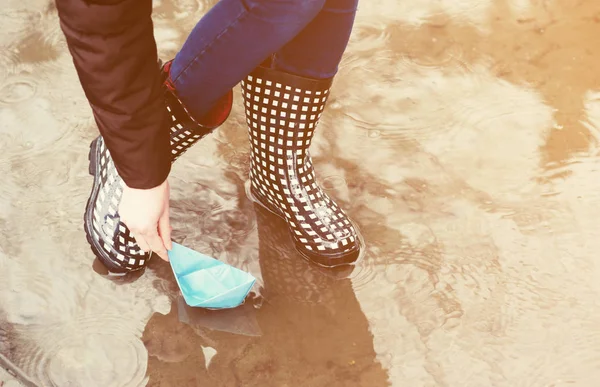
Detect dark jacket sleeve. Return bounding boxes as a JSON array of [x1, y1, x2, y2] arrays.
[[55, 0, 171, 189]]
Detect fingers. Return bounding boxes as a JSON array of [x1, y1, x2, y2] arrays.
[[132, 233, 150, 253], [129, 228, 167, 261], [158, 203, 173, 252], [145, 230, 169, 261], [121, 217, 169, 262]]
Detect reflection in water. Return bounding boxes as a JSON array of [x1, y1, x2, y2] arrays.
[[143, 208, 388, 387], [5, 0, 600, 386]]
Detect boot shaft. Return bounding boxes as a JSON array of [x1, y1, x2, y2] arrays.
[[241, 66, 333, 157], [162, 60, 234, 161]]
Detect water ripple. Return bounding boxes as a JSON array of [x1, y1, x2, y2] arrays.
[[16, 316, 148, 387], [4, 0, 600, 386], [0, 78, 36, 104]]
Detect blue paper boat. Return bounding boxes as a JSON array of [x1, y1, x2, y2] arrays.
[[168, 243, 256, 309]]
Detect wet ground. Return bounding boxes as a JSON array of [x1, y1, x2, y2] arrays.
[[3, 0, 600, 386], [0, 365, 24, 387]]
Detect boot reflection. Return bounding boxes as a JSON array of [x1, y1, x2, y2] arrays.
[[142, 206, 388, 387], [240, 207, 388, 386]]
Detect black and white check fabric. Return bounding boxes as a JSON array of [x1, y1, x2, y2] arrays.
[[242, 66, 361, 266], [83, 73, 225, 273], [85, 136, 146, 272]]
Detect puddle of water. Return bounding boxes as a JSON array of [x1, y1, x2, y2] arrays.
[[4, 0, 600, 386]]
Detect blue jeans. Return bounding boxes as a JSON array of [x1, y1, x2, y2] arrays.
[[170, 0, 359, 118]]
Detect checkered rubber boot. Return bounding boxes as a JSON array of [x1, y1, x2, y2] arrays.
[[83, 61, 233, 274], [241, 66, 362, 267]]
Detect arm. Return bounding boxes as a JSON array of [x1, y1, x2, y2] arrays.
[[55, 0, 170, 189]]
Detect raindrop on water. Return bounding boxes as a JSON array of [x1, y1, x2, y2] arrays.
[[0, 79, 36, 104], [368, 129, 381, 138]]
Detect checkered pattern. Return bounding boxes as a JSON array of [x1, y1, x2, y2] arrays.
[[168, 104, 205, 162], [242, 67, 359, 261], [90, 137, 146, 269], [86, 88, 215, 273]]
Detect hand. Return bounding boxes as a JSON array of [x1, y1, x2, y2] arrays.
[[119, 179, 172, 261]]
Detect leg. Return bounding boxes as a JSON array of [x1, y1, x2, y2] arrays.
[[272, 0, 359, 79], [241, 0, 363, 266], [169, 0, 328, 119]]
